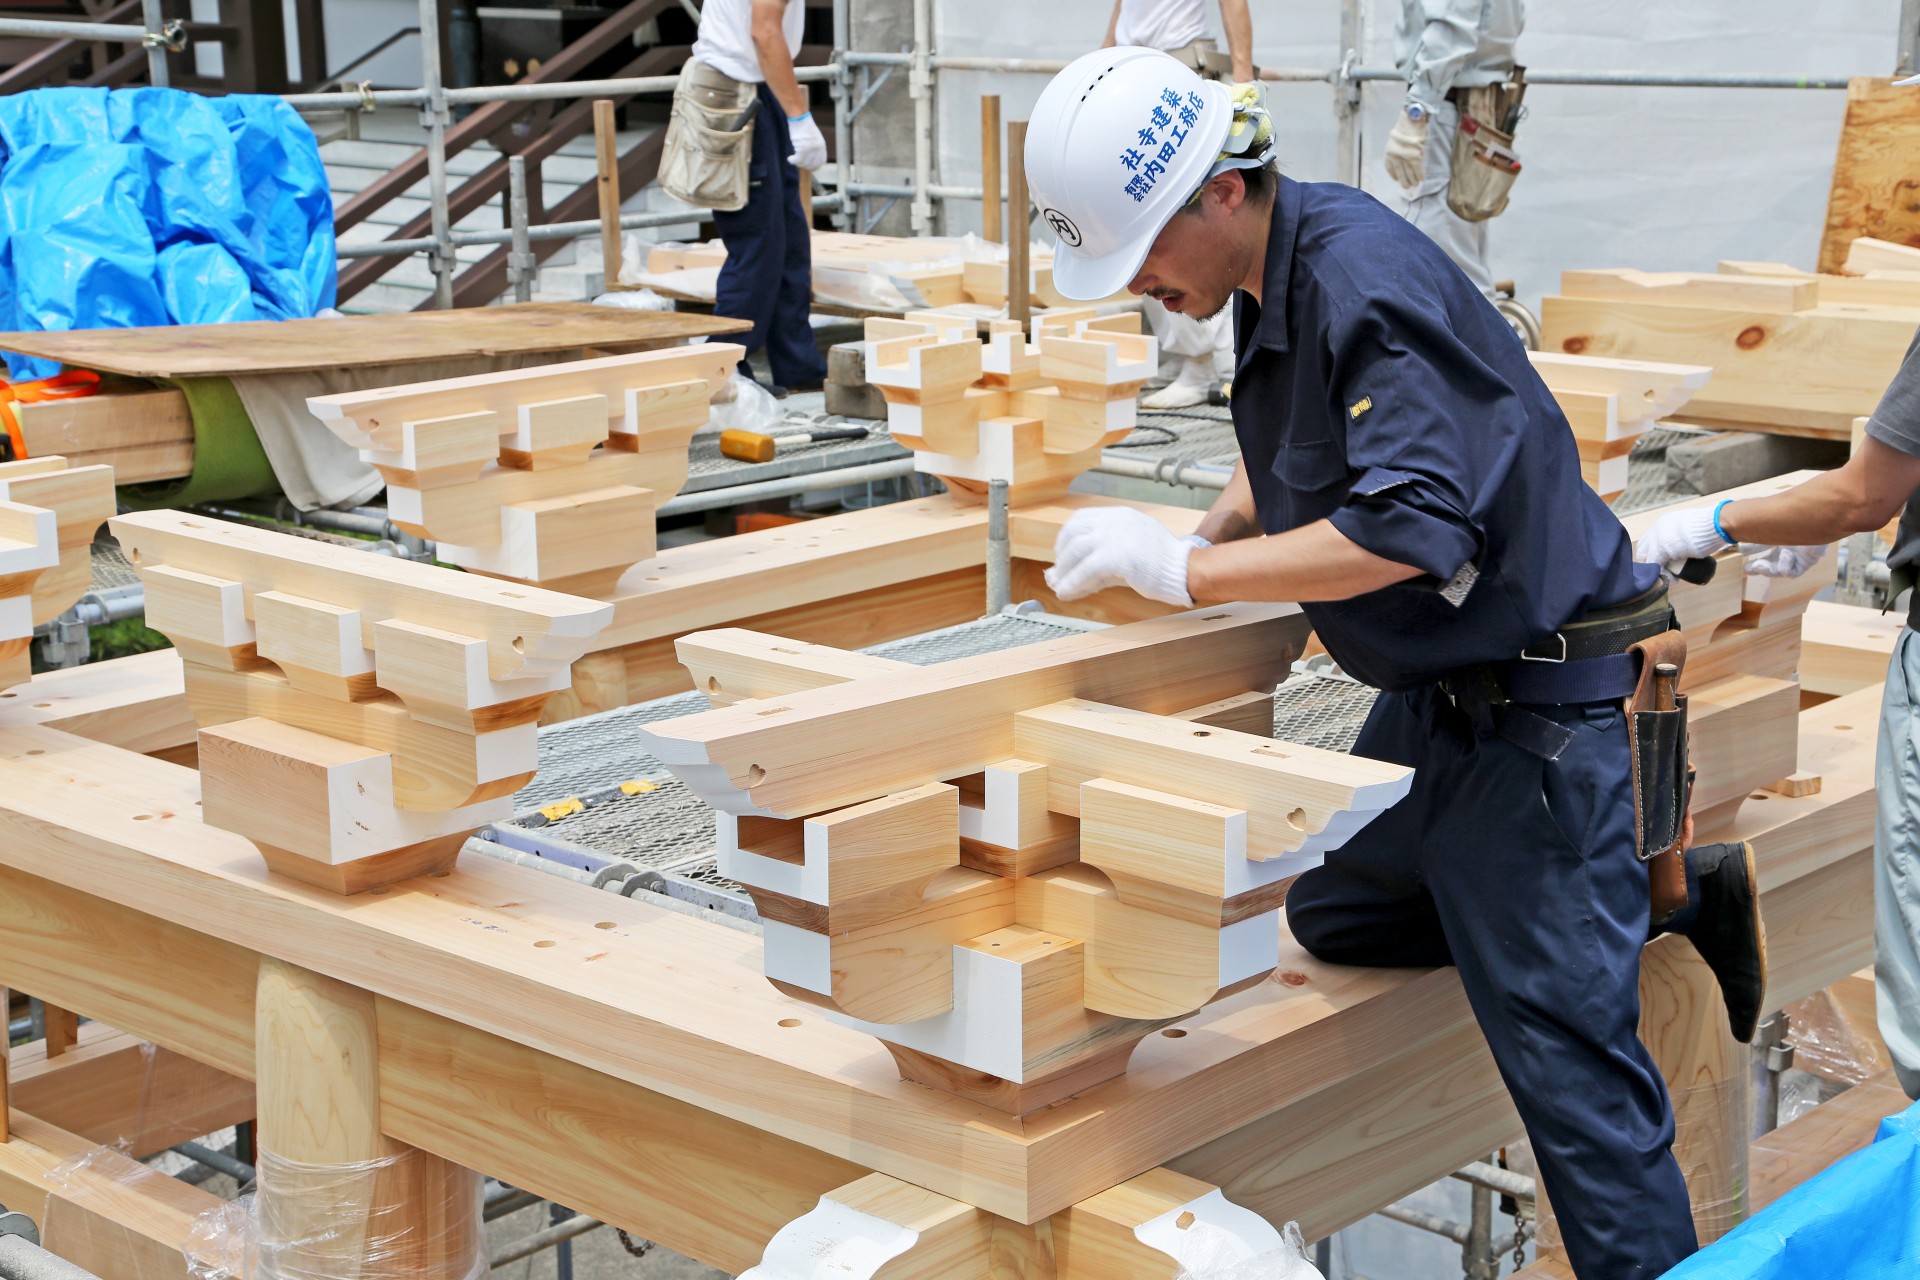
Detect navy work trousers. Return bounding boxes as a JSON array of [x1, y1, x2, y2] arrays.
[[1287, 686, 1699, 1279], [712, 85, 826, 390]]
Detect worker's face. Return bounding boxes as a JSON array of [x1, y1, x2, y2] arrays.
[[1128, 172, 1259, 320]]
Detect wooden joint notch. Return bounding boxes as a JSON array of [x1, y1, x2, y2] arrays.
[[0, 457, 116, 686]]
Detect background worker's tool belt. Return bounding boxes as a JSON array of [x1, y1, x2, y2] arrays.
[[1445, 72, 1525, 223], [660, 59, 757, 213], [1441, 582, 1676, 760], [1626, 630, 1692, 925]]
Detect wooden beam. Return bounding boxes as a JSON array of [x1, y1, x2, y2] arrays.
[[981, 96, 1002, 244], [1800, 600, 1899, 697], [594, 99, 623, 290], [10, 1025, 252, 1159], [642, 603, 1311, 819]]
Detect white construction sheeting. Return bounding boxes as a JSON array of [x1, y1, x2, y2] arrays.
[[934, 0, 1901, 312]]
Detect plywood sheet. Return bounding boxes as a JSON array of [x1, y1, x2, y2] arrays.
[[0, 304, 749, 380]]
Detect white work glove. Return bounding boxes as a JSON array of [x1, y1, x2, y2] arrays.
[[1383, 112, 1429, 190], [1636, 507, 1731, 574], [1742, 543, 1829, 579], [1045, 507, 1199, 606], [787, 112, 828, 171]]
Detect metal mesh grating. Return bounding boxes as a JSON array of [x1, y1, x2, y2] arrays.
[[1611, 424, 1711, 517], [89, 540, 141, 591], [1271, 671, 1379, 753]]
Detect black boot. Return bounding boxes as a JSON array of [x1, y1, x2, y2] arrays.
[[1666, 840, 1768, 1044]]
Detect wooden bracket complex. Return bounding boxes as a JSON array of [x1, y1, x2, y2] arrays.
[[0, 457, 115, 688], [306, 345, 741, 596], [865, 312, 1155, 506], [651, 604, 1413, 1112], [110, 510, 612, 892]]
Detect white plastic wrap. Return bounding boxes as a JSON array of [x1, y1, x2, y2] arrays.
[[1172, 1220, 1325, 1280]]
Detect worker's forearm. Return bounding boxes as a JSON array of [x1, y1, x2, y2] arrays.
[[1192, 460, 1260, 545], [1219, 0, 1253, 81], [1187, 518, 1424, 603], [753, 40, 808, 118], [1102, 0, 1121, 47], [1719, 440, 1920, 546]]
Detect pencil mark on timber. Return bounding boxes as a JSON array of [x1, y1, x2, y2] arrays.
[[460, 916, 509, 932]]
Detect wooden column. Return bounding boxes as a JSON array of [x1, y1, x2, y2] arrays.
[[1641, 933, 1750, 1245], [594, 99, 623, 290], [1007, 121, 1031, 328], [981, 95, 1003, 243], [42, 1001, 77, 1060], [1, 986, 10, 1143], [255, 959, 481, 1279]]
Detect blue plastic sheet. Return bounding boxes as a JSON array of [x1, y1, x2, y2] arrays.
[[0, 87, 335, 380], [1664, 1098, 1920, 1278]]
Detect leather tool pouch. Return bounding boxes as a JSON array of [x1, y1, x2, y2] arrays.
[[660, 59, 757, 213], [1446, 79, 1525, 223], [1626, 631, 1690, 923]]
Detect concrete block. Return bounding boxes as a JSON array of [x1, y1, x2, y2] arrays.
[[825, 342, 888, 420], [1667, 430, 1849, 496]]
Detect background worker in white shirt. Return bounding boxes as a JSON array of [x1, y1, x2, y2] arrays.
[[1101, 0, 1254, 408], [1382, 0, 1524, 298]]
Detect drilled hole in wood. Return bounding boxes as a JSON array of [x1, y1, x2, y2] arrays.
[[1750, 793, 1769, 801], [777, 1018, 803, 1028], [25, 749, 43, 756], [534, 940, 557, 948], [0, 692, 13, 698], [594, 921, 616, 930], [706, 676, 721, 694], [747, 764, 767, 785], [1286, 807, 1307, 831], [1836, 724, 1853, 731], [1192, 730, 1212, 737], [132, 814, 153, 821], [32, 702, 50, 709], [1162, 1028, 1188, 1038], [128, 548, 141, 564], [1200, 613, 1228, 621], [511, 636, 525, 654]]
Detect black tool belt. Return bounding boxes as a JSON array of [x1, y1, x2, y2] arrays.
[[1440, 582, 1676, 760]]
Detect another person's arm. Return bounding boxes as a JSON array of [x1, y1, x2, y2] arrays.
[[1217, 0, 1254, 84], [750, 0, 806, 117], [1402, 0, 1485, 115], [1717, 438, 1920, 545], [1102, 0, 1122, 48]]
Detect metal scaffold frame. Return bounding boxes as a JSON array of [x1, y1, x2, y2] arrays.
[[245, 0, 1908, 303]]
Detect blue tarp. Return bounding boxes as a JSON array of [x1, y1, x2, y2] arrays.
[[1664, 1098, 1920, 1278], [0, 87, 335, 380]]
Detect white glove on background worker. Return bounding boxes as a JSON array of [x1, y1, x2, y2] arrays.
[[1636, 506, 1829, 578], [787, 112, 828, 171], [1046, 506, 1207, 606], [1383, 110, 1429, 190]]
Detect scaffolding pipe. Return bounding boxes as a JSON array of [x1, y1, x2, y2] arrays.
[[508, 155, 535, 304], [986, 478, 1010, 614], [172, 1141, 256, 1185], [1451, 1161, 1536, 1203], [0, 15, 153, 41], [335, 193, 844, 258], [418, 0, 455, 308], [488, 1213, 606, 1268], [654, 458, 917, 516], [831, 12, 853, 231], [909, 0, 933, 234], [141, 0, 168, 87], [0, 1238, 103, 1280], [1092, 455, 1235, 490]]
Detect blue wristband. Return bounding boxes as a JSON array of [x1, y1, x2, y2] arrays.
[[1710, 499, 1735, 547]]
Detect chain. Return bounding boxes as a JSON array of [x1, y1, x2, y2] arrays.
[[615, 1227, 654, 1258], [1510, 1215, 1532, 1274]]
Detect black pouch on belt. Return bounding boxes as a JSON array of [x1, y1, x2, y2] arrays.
[[1625, 631, 1690, 924]]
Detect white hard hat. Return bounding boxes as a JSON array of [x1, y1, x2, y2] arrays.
[[1025, 47, 1234, 301]]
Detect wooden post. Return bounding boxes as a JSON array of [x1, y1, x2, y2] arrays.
[[1641, 933, 1750, 1245], [1007, 120, 1031, 328], [594, 99, 622, 291], [1, 986, 10, 1143], [981, 95, 1003, 243], [42, 1001, 76, 1060], [255, 959, 482, 1278]]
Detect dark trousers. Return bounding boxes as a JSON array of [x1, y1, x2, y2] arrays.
[[712, 85, 825, 389], [1287, 687, 1699, 1279]]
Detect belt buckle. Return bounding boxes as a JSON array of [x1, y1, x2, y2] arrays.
[[1520, 632, 1567, 664]]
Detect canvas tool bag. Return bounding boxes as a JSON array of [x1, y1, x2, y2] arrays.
[[661, 58, 757, 212], [1446, 77, 1525, 223]]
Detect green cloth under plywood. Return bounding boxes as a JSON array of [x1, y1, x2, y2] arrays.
[[117, 376, 276, 509]]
